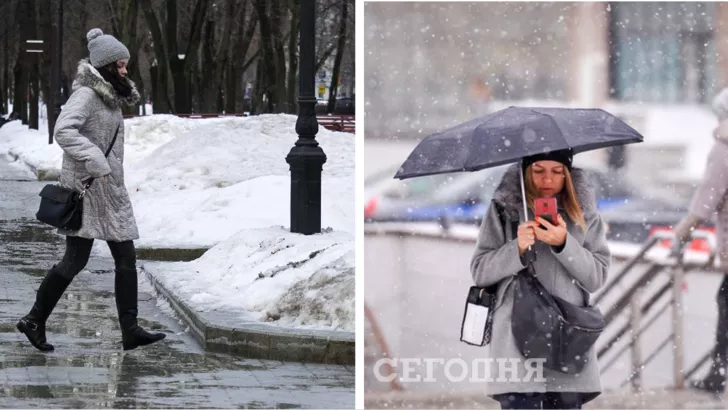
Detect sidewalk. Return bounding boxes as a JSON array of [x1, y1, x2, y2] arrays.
[[0, 179, 354, 408], [364, 387, 727, 409], [141, 259, 355, 365]]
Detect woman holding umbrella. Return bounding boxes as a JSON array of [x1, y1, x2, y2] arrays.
[[470, 149, 611, 409], [395, 107, 640, 409]]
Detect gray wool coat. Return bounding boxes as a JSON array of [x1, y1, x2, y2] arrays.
[[54, 59, 141, 242], [470, 164, 611, 396], [684, 120, 728, 266]]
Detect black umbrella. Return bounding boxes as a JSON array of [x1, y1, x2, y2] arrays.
[[394, 106, 644, 220]]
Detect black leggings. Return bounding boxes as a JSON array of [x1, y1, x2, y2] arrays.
[[714, 275, 728, 358], [54, 235, 136, 279], [494, 392, 583, 409]]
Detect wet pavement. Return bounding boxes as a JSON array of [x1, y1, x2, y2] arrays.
[[0, 178, 354, 408]]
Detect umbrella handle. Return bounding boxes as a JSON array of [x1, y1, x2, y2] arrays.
[[519, 161, 529, 223], [520, 161, 533, 253]]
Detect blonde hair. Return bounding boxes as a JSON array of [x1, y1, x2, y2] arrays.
[[524, 166, 587, 232]]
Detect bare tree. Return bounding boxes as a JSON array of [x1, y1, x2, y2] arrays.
[[140, 0, 211, 113], [326, 0, 349, 113]]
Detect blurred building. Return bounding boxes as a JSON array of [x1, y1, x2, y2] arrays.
[[365, 2, 727, 138]]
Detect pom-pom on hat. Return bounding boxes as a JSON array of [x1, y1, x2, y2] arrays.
[[86, 28, 130, 68]]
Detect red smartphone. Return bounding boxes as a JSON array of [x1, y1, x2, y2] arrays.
[[534, 197, 557, 227]]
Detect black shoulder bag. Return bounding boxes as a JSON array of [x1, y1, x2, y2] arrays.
[[461, 200, 605, 375], [505, 210, 606, 375], [35, 122, 121, 231]]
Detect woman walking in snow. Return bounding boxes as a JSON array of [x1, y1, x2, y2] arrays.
[[672, 88, 728, 395], [470, 150, 611, 409], [17, 29, 165, 352]]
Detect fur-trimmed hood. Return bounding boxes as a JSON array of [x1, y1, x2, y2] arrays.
[[492, 163, 598, 218], [72, 58, 140, 109]]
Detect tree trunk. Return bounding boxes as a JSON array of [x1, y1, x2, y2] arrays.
[[326, 0, 347, 114], [233, 0, 259, 114], [200, 19, 217, 113], [224, 61, 237, 113], [38, 0, 54, 136], [1, 34, 6, 114], [26, 0, 39, 129], [270, 0, 288, 112], [1, 3, 8, 115], [13, 60, 25, 121], [171, 59, 190, 113], [251, 60, 264, 114], [287, 0, 299, 114], [29, 59, 39, 130], [61, 72, 71, 102], [14, 0, 29, 123], [253, 0, 278, 113], [140, 0, 174, 113]]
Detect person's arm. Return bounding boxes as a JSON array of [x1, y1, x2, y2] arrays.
[[54, 87, 111, 178], [687, 145, 728, 222], [470, 204, 527, 287], [549, 214, 611, 293], [673, 214, 702, 246], [672, 144, 728, 249]]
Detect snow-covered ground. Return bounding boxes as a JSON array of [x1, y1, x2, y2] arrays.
[[123, 114, 354, 247], [0, 113, 354, 332], [148, 227, 354, 332]]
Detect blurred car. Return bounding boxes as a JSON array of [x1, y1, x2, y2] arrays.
[[364, 165, 713, 247], [364, 165, 509, 225]]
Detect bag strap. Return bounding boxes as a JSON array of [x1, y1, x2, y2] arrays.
[[491, 199, 592, 307], [82, 121, 121, 191]]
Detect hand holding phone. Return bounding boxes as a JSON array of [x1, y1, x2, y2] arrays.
[[534, 197, 557, 227], [533, 197, 567, 246]]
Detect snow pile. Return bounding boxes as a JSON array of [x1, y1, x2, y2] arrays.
[[131, 173, 354, 248], [125, 114, 354, 247], [0, 120, 62, 178], [126, 114, 353, 193], [144, 227, 354, 331], [120, 114, 190, 165]]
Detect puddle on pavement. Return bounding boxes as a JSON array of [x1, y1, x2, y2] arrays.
[[0, 219, 61, 244], [18, 267, 48, 276]]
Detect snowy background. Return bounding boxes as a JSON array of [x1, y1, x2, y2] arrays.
[[363, 1, 728, 397], [0, 113, 354, 332]]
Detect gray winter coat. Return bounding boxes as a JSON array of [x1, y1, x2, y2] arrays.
[[54, 59, 141, 242], [470, 164, 611, 396], [685, 121, 728, 266]]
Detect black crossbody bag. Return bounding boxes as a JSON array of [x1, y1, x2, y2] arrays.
[[35, 123, 120, 231], [461, 200, 605, 375]]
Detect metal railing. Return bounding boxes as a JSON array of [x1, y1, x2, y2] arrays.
[[595, 230, 719, 390]]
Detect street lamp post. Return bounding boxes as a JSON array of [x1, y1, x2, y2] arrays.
[[286, 0, 327, 235]]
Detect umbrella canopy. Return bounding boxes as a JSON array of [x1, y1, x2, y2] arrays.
[[394, 106, 644, 180]]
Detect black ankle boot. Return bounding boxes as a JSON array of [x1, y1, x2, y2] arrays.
[[690, 374, 726, 395], [17, 267, 72, 352], [114, 268, 165, 351], [691, 355, 727, 395]]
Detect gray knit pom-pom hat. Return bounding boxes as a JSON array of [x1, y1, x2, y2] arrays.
[[86, 28, 130, 68]]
